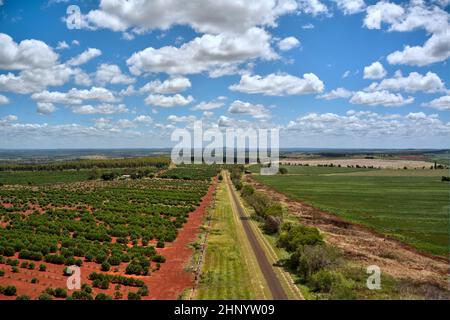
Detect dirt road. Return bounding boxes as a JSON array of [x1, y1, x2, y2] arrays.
[[224, 173, 288, 300]]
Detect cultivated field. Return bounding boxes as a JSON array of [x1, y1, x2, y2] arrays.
[[0, 163, 218, 300], [252, 165, 449, 256], [281, 158, 436, 169]]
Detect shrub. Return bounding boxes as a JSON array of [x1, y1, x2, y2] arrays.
[[264, 215, 282, 234], [71, 290, 93, 300], [39, 264, 47, 271], [0, 270, 4, 277], [54, 288, 67, 298], [20, 262, 29, 269], [137, 285, 149, 297], [108, 255, 122, 266], [93, 279, 109, 290], [3, 247, 14, 257], [81, 284, 92, 294], [101, 261, 111, 272], [114, 291, 123, 300], [289, 245, 341, 281], [156, 240, 165, 248], [241, 185, 255, 198], [95, 293, 112, 300], [265, 203, 283, 217], [16, 295, 31, 300], [278, 167, 288, 174], [125, 261, 143, 275], [127, 292, 141, 300], [31, 278, 38, 284], [244, 192, 271, 217], [6, 259, 19, 266], [38, 293, 53, 300], [11, 266, 19, 273], [3, 285, 17, 296], [309, 270, 342, 293], [45, 254, 65, 265], [277, 224, 323, 252], [19, 249, 43, 261], [152, 254, 166, 263]]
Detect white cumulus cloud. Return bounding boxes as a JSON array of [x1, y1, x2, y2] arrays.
[[229, 73, 324, 96], [277, 36, 300, 51], [363, 61, 387, 80], [350, 90, 414, 106], [145, 94, 194, 107]]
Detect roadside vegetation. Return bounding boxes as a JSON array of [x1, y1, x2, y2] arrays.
[[196, 178, 267, 299]]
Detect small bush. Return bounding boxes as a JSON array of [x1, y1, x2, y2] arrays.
[[137, 285, 149, 297], [54, 288, 67, 298], [114, 291, 123, 300], [278, 167, 288, 174], [95, 293, 112, 300], [38, 293, 53, 300], [127, 292, 141, 300], [278, 224, 323, 252], [264, 215, 282, 234], [309, 270, 343, 293], [289, 245, 341, 281], [3, 285, 17, 296], [101, 261, 111, 272]]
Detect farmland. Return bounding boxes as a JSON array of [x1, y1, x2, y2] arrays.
[[252, 165, 449, 256], [0, 162, 218, 300]]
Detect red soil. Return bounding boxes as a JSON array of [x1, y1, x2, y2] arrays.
[[0, 179, 216, 300]]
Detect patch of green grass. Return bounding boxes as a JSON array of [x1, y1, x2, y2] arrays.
[[254, 172, 449, 256], [0, 170, 91, 185]]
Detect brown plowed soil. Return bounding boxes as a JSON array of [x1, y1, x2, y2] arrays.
[[0, 179, 216, 300], [245, 175, 449, 291]]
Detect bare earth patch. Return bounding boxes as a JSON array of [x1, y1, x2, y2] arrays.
[[246, 175, 449, 291], [281, 158, 433, 169]]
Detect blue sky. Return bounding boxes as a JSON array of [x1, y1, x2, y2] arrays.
[[0, 0, 449, 149]]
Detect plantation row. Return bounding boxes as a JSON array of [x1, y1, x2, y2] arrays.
[[0, 169, 215, 298], [160, 165, 221, 180], [0, 157, 170, 172]]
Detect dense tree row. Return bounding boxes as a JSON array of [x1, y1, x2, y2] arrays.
[[0, 157, 170, 172], [160, 165, 220, 180]]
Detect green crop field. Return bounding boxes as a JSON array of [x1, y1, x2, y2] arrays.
[[252, 165, 449, 256]]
